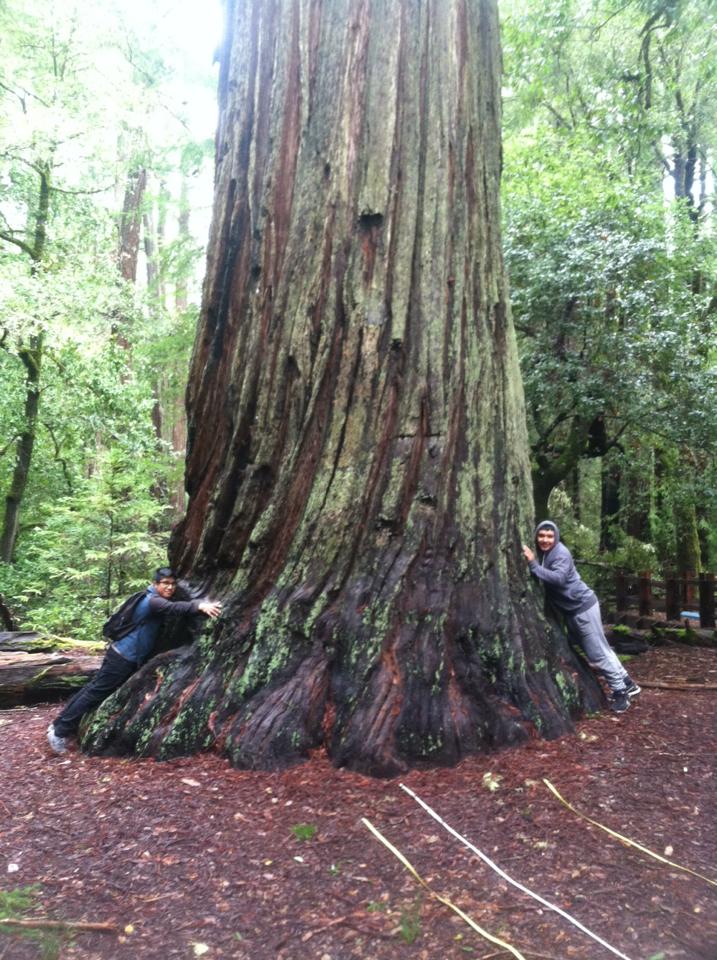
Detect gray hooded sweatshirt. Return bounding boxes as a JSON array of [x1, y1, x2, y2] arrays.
[[527, 520, 597, 616]]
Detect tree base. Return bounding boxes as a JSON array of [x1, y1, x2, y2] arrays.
[[80, 615, 605, 776]]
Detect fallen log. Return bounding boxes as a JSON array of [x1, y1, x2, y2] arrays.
[[605, 628, 650, 654], [0, 651, 102, 709], [652, 625, 717, 649], [0, 630, 55, 653]]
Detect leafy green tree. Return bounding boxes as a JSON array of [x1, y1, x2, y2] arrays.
[[501, 0, 717, 570], [0, 0, 213, 635]]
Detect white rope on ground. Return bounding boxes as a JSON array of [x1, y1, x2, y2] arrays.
[[361, 817, 529, 960], [544, 779, 717, 890], [399, 782, 634, 960]]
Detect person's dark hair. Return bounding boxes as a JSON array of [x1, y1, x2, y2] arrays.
[[153, 567, 176, 582]]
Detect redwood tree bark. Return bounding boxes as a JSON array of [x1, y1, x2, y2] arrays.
[[82, 0, 601, 774]]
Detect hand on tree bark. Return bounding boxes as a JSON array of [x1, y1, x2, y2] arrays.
[[198, 601, 222, 618], [522, 545, 535, 563]]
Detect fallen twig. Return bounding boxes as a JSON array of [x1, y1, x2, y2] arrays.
[[300, 915, 349, 942], [0, 918, 117, 932], [544, 779, 717, 890], [639, 680, 717, 690], [274, 913, 391, 951]]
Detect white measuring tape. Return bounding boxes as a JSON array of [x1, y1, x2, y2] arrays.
[[399, 782, 634, 960]]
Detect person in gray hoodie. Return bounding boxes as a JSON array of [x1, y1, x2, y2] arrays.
[[522, 520, 640, 713]]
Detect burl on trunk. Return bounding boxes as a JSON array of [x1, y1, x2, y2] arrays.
[[82, 0, 600, 775]]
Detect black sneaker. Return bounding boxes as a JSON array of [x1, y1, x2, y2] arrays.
[[608, 690, 631, 713], [623, 678, 641, 698]]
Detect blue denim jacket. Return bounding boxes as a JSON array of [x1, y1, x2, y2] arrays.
[[113, 586, 200, 664]]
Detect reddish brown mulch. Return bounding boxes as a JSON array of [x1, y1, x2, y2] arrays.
[[1, 644, 716, 960]]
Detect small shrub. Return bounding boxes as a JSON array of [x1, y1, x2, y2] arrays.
[[290, 822, 317, 841], [399, 895, 422, 944], [0, 886, 65, 960], [366, 900, 388, 913], [0, 886, 37, 920]]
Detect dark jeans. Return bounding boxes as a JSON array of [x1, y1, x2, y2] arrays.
[[52, 647, 136, 737]]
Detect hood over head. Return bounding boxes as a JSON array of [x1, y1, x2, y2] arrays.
[[534, 519, 560, 548]]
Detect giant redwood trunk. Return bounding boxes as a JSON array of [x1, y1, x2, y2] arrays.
[[82, 0, 601, 775]]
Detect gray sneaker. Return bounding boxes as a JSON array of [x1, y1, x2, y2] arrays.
[[623, 678, 641, 698], [47, 723, 68, 754]]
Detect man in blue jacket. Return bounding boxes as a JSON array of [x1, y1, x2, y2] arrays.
[[523, 521, 640, 713], [47, 568, 221, 753]]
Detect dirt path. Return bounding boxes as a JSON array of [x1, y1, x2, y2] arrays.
[[1, 644, 716, 960]]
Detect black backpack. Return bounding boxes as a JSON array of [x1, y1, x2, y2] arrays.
[[102, 591, 150, 642]]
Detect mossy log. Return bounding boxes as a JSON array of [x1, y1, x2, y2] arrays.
[[0, 651, 101, 709], [81, 0, 604, 775], [0, 631, 54, 653], [604, 628, 650, 655], [653, 625, 717, 649]]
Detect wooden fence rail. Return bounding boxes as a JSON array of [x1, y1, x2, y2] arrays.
[[606, 568, 716, 628]]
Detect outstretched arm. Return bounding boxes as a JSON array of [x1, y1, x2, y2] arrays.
[[197, 600, 222, 618], [148, 595, 222, 617]]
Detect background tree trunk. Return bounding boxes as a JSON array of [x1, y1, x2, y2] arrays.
[[0, 161, 50, 562], [118, 166, 147, 284], [0, 598, 18, 632], [600, 455, 621, 552], [0, 336, 43, 563], [625, 443, 652, 543], [675, 493, 702, 577], [82, 0, 601, 775]]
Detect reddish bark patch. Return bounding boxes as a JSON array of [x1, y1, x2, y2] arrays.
[[2, 644, 715, 960]]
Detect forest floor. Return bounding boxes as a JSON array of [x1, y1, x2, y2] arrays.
[[0, 643, 715, 960]]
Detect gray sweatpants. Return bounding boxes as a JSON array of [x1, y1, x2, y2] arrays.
[[565, 601, 628, 692]]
